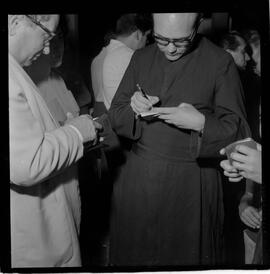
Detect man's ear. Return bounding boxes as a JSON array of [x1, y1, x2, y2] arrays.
[[8, 15, 24, 36], [225, 49, 233, 55], [134, 29, 142, 41]]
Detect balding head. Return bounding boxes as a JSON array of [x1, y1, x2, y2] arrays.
[[153, 13, 199, 38], [152, 13, 200, 61], [8, 14, 59, 66]]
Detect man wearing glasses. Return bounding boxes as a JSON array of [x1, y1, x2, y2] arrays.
[[108, 13, 251, 266], [9, 15, 101, 267]]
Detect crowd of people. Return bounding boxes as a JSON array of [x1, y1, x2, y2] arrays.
[[8, 13, 262, 268]]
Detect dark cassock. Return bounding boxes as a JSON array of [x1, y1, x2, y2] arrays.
[[108, 35, 251, 266], [239, 69, 261, 143]]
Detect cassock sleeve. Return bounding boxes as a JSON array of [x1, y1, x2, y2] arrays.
[[108, 53, 143, 140], [196, 55, 251, 158], [9, 79, 84, 186]]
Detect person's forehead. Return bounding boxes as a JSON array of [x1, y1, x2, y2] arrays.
[[252, 46, 260, 58], [251, 42, 260, 53], [153, 13, 197, 37]]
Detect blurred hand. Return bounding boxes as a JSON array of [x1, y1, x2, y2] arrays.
[[66, 114, 102, 144], [220, 159, 243, 182], [130, 91, 159, 115], [230, 144, 261, 184], [154, 103, 205, 132], [239, 203, 262, 229], [89, 108, 94, 116], [57, 112, 75, 126], [93, 120, 104, 145], [66, 112, 74, 122]]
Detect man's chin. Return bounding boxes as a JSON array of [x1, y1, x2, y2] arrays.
[[23, 60, 33, 67], [165, 54, 182, 61], [25, 55, 40, 66]]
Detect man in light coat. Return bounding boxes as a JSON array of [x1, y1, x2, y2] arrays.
[[9, 14, 101, 267]]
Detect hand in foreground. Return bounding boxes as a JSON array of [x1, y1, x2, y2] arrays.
[[92, 120, 104, 145], [153, 103, 205, 132], [66, 114, 103, 144], [58, 112, 75, 126], [220, 158, 243, 182], [229, 144, 261, 184], [130, 91, 159, 115], [239, 202, 262, 229]]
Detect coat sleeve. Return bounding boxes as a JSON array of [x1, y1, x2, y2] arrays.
[[108, 52, 143, 140], [196, 55, 251, 158], [9, 79, 84, 186]]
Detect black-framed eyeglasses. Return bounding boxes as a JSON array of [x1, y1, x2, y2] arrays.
[[153, 26, 198, 49], [25, 15, 56, 41]]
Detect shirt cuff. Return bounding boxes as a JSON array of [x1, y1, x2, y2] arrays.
[[67, 124, 83, 142]]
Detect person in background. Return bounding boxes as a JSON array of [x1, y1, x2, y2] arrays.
[[91, 30, 115, 117], [91, 13, 152, 149], [220, 30, 262, 264], [241, 29, 261, 142], [216, 30, 254, 264], [90, 13, 152, 153], [95, 13, 152, 111], [217, 30, 261, 144], [9, 14, 101, 267], [108, 13, 250, 266], [242, 29, 261, 78], [90, 13, 153, 174], [217, 31, 250, 71], [88, 15, 152, 264], [220, 139, 262, 264]]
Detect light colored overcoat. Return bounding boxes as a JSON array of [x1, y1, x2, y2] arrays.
[[9, 53, 83, 267]]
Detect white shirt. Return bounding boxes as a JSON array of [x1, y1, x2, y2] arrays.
[[91, 46, 107, 103], [102, 39, 134, 110]]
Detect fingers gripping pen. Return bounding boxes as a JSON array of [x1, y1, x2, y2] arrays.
[[136, 84, 150, 101]]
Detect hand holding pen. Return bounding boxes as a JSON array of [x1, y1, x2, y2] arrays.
[[130, 83, 160, 115], [136, 84, 150, 101]]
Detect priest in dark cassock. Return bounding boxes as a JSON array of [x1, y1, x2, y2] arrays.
[[108, 13, 251, 266]]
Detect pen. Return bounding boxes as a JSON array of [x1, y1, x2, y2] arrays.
[[136, 84, 149, 101]]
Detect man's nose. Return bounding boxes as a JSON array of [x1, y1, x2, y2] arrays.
[[167, 42, 177, 53], [245, 53, 250, 61]]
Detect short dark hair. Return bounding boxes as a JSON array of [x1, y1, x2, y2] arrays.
[[115, 13, 152, 37], [217, 31, 246, 51], [196, 13, 204, 25], [242, 29, 260, 49]]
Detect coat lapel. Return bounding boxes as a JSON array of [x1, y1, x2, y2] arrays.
[[9, 54, 59, 131]]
